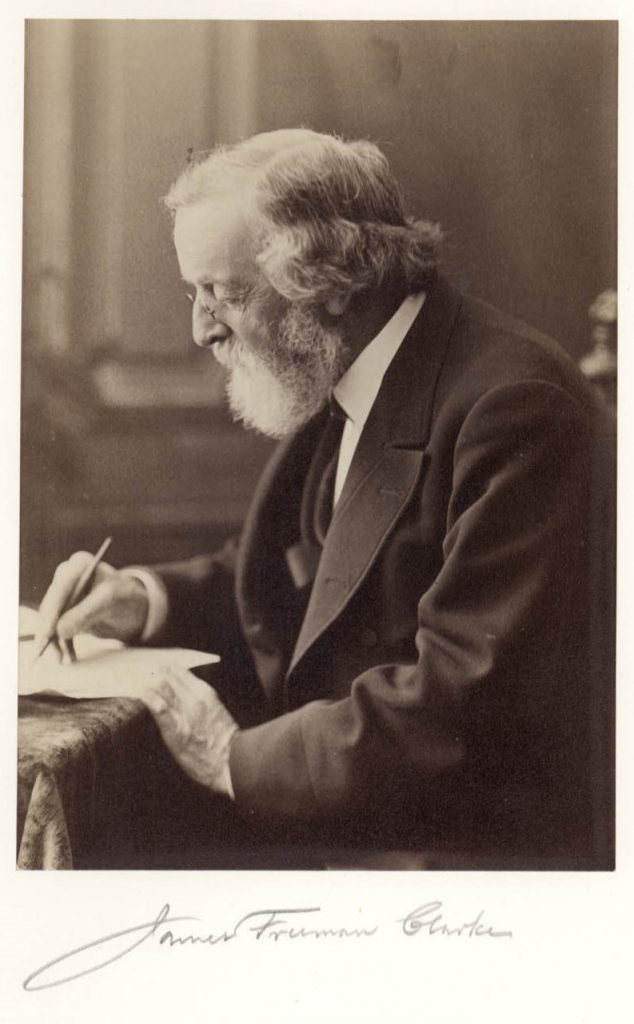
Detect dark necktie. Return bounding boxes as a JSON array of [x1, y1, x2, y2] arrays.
[[286, 398, 347, 592], [312, 397, 348, 544]]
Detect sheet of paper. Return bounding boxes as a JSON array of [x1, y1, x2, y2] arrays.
[[18, 607, 219, 700]]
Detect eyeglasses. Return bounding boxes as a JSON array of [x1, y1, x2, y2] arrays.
[[184, 291, 216, 319]]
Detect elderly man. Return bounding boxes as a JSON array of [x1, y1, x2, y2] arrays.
[[37, 129, 615, 868]]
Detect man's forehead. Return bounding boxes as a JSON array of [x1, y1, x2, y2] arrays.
[[173, 195, 258, 282]]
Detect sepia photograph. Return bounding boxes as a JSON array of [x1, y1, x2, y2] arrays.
[[17, 18, 617, 877]]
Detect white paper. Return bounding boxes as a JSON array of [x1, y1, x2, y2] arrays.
[[18, 607, 219, 700]]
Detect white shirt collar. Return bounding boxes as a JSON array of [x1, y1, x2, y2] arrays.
[[333, 291, 425, 428]]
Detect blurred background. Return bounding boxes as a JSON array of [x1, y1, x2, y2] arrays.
[[20, 20, 617, 601]]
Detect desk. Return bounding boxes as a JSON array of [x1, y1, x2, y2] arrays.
[[17, 695, 160, 869]]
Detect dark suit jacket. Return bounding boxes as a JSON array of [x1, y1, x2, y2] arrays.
[[153, 278, 615, 867]]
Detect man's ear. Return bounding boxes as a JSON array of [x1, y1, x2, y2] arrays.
[[324, 293, 353, 317]]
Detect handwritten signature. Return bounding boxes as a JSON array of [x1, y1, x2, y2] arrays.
[[23, 901, 512, 991]]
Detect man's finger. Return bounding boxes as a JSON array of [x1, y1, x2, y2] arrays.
[[36, 555, 91, 643], [143, 669, 180, 712], [36, 554, 113, 646], [142, 682, 185, 749], [55, 578, 118, 639], [160, 663, 213, 698], [143, 688, 169, 716]]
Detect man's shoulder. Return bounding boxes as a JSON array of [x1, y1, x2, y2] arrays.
[[426, 281, 602, 421]]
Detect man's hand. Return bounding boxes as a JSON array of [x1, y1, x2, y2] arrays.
[[36, 551, 150, 652], [142, 665, 239, 797]]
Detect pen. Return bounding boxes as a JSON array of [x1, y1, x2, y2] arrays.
[[33, 536, 113, 663]]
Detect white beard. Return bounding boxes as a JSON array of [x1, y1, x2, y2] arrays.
[[214, 305, 348, 439]]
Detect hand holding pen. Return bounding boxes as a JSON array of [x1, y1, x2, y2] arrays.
[[33, 538, 151, 660]]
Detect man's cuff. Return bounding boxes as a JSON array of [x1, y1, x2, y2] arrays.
[[120, 567, 169, 642]]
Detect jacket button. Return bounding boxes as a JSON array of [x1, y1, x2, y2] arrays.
[[358, 627, 378, 647]]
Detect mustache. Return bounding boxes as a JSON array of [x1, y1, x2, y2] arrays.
[[215, 307, 347, 377]]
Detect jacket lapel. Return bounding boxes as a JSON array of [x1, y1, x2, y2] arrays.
[[287, 277, 462, 678]]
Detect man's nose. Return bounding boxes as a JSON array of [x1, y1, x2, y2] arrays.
[[192, 300, 231, 348]]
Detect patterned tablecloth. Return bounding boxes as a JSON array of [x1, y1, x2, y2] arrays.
[[17, 695, 167, 869]]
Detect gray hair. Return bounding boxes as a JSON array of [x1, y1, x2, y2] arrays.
[[164, 129, 442, 303]]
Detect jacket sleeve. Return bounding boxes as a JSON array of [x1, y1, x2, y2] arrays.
[[228, 379, 609, 823], [149, 537, 244, 660]]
